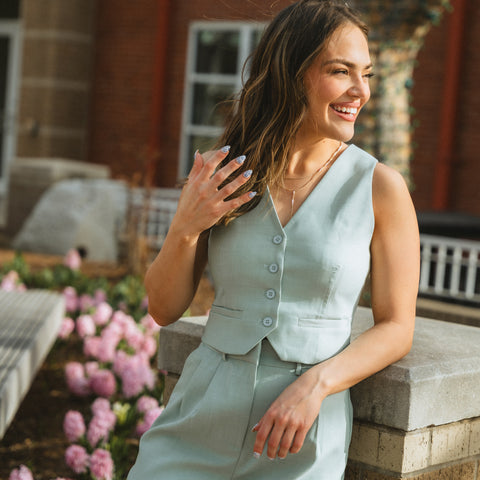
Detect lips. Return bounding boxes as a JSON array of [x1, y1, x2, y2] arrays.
[[330, 104, 359, 121]]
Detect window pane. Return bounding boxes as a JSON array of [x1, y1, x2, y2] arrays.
[[0, 36, 8, 177], [185, 135, 218, 173], [195, 30, 239, 74], [0, 0, 20, 19], [192, 83, 236, 127]]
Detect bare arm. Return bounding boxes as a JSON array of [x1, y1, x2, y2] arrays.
[[253, 162, 420, 459], [145, 148, 255, 326]]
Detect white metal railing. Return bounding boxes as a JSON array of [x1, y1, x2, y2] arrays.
[[419, 234, 480, 304]]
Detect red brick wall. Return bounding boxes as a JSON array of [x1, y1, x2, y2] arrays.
[[411, 0, 480, 216], [87, 0, 159, 182]]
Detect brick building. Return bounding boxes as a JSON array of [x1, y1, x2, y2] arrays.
[[0, 0, 478, 234]]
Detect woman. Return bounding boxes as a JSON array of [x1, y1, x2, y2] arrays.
[[128, 0, 419, 478]]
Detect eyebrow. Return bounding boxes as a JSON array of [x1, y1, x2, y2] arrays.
[[321, 58, 373, 70]]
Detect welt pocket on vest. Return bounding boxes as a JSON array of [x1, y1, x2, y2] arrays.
[[210, 304, 243, 319], [297, 317, 350, 328]]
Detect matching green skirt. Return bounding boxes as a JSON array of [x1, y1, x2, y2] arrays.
[[127, 340, 352, 479]]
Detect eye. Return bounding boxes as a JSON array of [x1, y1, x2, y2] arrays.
[[333, 69, 348, 75], [364, 72, 375, 78]]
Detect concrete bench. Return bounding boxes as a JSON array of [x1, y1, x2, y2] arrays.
[[158, 307, 480, 479], [0, 289, 64, 439]]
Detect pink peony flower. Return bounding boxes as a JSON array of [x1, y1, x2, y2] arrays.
[[85, 361, 99, 377], [65, 444, 89, 474], [91, 398, 111, 416], [92, 302, 113, 326], [140, 313, 161, 334], [136, 406, 164, 437], [58, 317, 75, 339], [76, 315, 96, 338], [136, 395, 159, 413], [63, 287, 79, 313], [64, 249, 82, 270], [94, 288, 107, 305], [8, 465, 34, 480], [63, 410, 86, 442], [89, 370, 116, 397], [83, 336, 102, 358], [65, 362, 91, 396], [79, 294, 95, 312], [90, 449, 114, 480]]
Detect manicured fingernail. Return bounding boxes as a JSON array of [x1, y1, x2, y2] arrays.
[[251, 423, 259, 432], [221, 145, 231, 153], [236, 155, 246, 165], [193, 149, 199, 160], [253, 452, 261, 459], [268, 456, 275, 461], [243, 169, 253, 178], [248, 191, 257, 199]]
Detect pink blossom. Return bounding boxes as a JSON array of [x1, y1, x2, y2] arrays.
[[64, 248, 82, 270], [79, 294, 95, 312], [85, 361, 99, 377], [89, 370, 116, 397], [140, 295, 149, 310], [140, 313, 161, 334], [65, 362, 91, 396], [136, 395, 159, 413], [87, 414, 112, 447], [141, 336, 158, 358], [83, 336, 102, 358], [121, 355, 155, 398], [90, 449, 114, 480], [58, 317, 75, 339], [125, 325, 145, 351], [92, 302, 113, 326], [91, 398, 111, 416], [63, 287, 79, 313], [97, 332, 120, 363], [136, 406, 164, 436], [1, 271, 18, 292], [65, 444, 89, 474], [94, 288, 107, 304], [8, 465, 34, 480], [76, 315, 96, 338], [63, 410, 86, 442], [113, 350, 129, 376]]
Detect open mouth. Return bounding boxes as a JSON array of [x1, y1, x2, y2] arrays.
[[330, 104, 358, 120]]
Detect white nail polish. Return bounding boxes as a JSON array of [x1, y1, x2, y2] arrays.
[[248, 191, 257, 199], [236, 155, 246, 165], [253, 452, 261, 459], [243, 170, 253, 179]]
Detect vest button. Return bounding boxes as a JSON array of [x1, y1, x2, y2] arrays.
[[262, 317, 273, 327], [268, 263, 279, 273], [265, 289, 276, 299], [272, 234, 283, 245]]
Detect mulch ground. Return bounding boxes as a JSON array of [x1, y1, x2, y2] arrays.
[[0, 249, 214, 479]]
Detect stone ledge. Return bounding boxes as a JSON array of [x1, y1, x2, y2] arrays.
[[159, 307, 480, 432], [0, 289, 65, 438]]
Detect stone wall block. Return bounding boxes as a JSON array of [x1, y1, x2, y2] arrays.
[[22, 37, 93, 82], [469, 417, 480, 456], [348, 423, 380, 465], [22, 0, 96, 34], [431, 422, 470, 465]]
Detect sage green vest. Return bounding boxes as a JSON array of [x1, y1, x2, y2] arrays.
[[204, 145, 377, 364]]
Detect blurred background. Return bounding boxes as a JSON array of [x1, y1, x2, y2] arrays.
[[0, 0, 478, 301]]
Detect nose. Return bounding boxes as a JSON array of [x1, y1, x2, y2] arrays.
[[347, 76, 370, 102]]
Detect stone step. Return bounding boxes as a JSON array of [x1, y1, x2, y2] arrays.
[[0, 289, 65, 439]]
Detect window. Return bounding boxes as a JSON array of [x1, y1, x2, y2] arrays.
[[0, 0, 21, 194], [179, 22, 264, 178]]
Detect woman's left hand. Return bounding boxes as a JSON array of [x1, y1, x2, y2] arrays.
[[252, 368, 326, 459]]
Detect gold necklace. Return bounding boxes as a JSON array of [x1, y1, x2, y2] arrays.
[[278, 141, 342, 219]]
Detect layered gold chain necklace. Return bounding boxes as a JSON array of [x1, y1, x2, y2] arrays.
[[278, 141, 342, 219]]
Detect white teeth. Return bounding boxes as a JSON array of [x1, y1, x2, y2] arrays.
[[333, 105, 358, 115]]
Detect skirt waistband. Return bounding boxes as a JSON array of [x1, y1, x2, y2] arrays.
[[202, 339, 313, 376]]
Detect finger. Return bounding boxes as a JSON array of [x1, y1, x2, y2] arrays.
[[223, 190, 257, 212], [216, 168, 253, 201], [198, 146, 232, 181], [266, 423, 286, 460], [252, 420, 273, 459], [289, 428, 308, 454], [187, 150, 203, 181], [277, 427, 296, 459], [211, 155, 246, 188]]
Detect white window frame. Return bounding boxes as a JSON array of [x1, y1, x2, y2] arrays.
[[178, 21, 265, 179], [0, 19, 22, 194]]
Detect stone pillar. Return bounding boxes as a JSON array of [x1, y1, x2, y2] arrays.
[[16, 0, 97, 160], [354, 0, 449, 182], [158, 308, 480, 479]]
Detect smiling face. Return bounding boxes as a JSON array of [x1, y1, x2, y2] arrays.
[[301, 23, 373, 143]]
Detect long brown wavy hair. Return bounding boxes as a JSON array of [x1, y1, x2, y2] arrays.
[[215, 0, 368, 225]]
